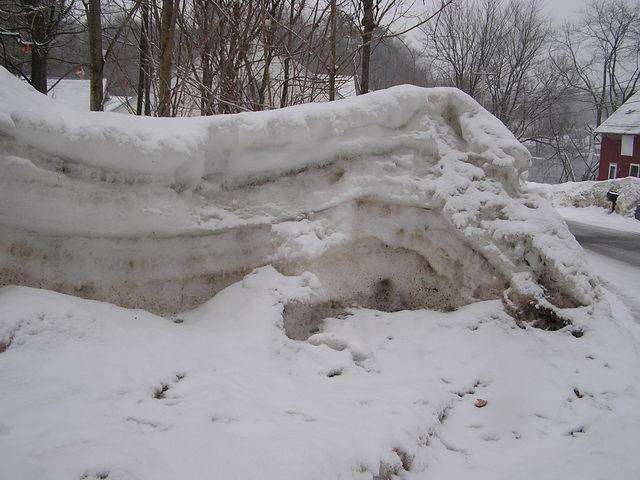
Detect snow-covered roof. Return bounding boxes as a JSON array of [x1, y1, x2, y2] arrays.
[[48, 78, 128, 112], [595, 90, 640, 135], [49, 79, 103, 111]]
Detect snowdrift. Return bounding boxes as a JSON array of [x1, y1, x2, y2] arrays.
[[0, 67, 599, 326], [529, 178, 640, 218]]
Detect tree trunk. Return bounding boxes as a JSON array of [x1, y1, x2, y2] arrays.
[[218, 2, 242, 114], [158, 0, 178, 117], [328, 0, 336, 101], [200, 51, 212, 115], [87, 0, 104, 111], [196, 3, 212, 116], [29, 0, 48, 94], [136, 0, 150, 115], [280, 0, 295, 107], [30, 44, 48, 94], [360, 0, 374, 95], [258, 4, 274, 110], [596, 62, 608, 127], [199, 1, 213, 115]]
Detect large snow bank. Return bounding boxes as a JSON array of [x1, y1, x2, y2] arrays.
[[0, 66, 599, 326], [1, 274, 639, 480]]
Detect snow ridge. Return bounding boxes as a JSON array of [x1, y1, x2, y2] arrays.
[[0, 66, 599, 324]]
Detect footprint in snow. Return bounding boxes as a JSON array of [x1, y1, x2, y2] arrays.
[[152, 372, 186, 400], [126, 416, 170, 431], [285, 410, 317, 422]]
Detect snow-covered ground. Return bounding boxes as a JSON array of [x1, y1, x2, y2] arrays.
[[556, 205, 640, 234], [528, 180, 640, 315], [538, 190, 640, 320], [528, 178, 640, 220], [584, 249, 640, 319], [1, 268, 639, 480]]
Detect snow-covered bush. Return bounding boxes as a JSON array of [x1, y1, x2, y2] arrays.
[[0, 67, 599, 328]]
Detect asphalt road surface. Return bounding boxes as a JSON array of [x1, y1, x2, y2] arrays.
[[567, 220, 640, 268], [567, 219, 640, 321]]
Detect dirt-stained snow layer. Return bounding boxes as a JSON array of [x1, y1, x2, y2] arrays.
[[0, 67, 599, 324]]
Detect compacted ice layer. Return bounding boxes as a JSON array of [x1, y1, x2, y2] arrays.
[[0, 67, 598, 322]]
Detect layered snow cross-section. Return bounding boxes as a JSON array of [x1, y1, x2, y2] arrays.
[[0, 67, 599, 326]]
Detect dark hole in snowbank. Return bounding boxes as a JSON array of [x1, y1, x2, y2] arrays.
[[283, 276, 456, 340], [279, 235, 502, 340], [283, 300, 345, 341], [285, 276, 573, 341], [283, 277, 418, 340]]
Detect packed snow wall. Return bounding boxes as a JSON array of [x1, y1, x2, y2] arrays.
[[0, 67, 598, 325]]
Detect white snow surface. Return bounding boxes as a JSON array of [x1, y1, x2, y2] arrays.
[[528, 178, 640, 219], [1, 270, 639, 480], [0, 67, 599, 320], [584, 249, 640, 319], [1, 69, 638, 478], [556, 206, 640, 234], [49, 78, 124, 113]]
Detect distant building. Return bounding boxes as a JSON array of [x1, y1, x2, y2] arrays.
[[595, 92, 640, 180]]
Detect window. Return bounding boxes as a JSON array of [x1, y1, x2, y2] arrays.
[[609, 163, 618, 179], [630, 164, 640, 177], [621, 135, 634, 156]]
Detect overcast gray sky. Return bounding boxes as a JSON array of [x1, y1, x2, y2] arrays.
[[542, 0, 587, 20]]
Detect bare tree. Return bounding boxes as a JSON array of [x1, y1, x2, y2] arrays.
[[423, 0, 562, 139], [328, 0, 336, 100], [158, 0, 179, 116], [422, 0, 504, 98], [486, 1, 551, 135], [82, 0, 143, 110], [85, 0, 102, 109], [0, 0, 80, 93], [136, 0, 151, 115], [553, 0, 640, 128], [346, 0, 452, 95], [535, 0, 640, 180]]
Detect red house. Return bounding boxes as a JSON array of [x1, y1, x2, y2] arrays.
[[595, 93, 640, 180]]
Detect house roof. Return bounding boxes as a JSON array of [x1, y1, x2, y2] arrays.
[[49, 79, 103, 111], [49, 79, 127, 112], [595, 90, 640, 135]]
